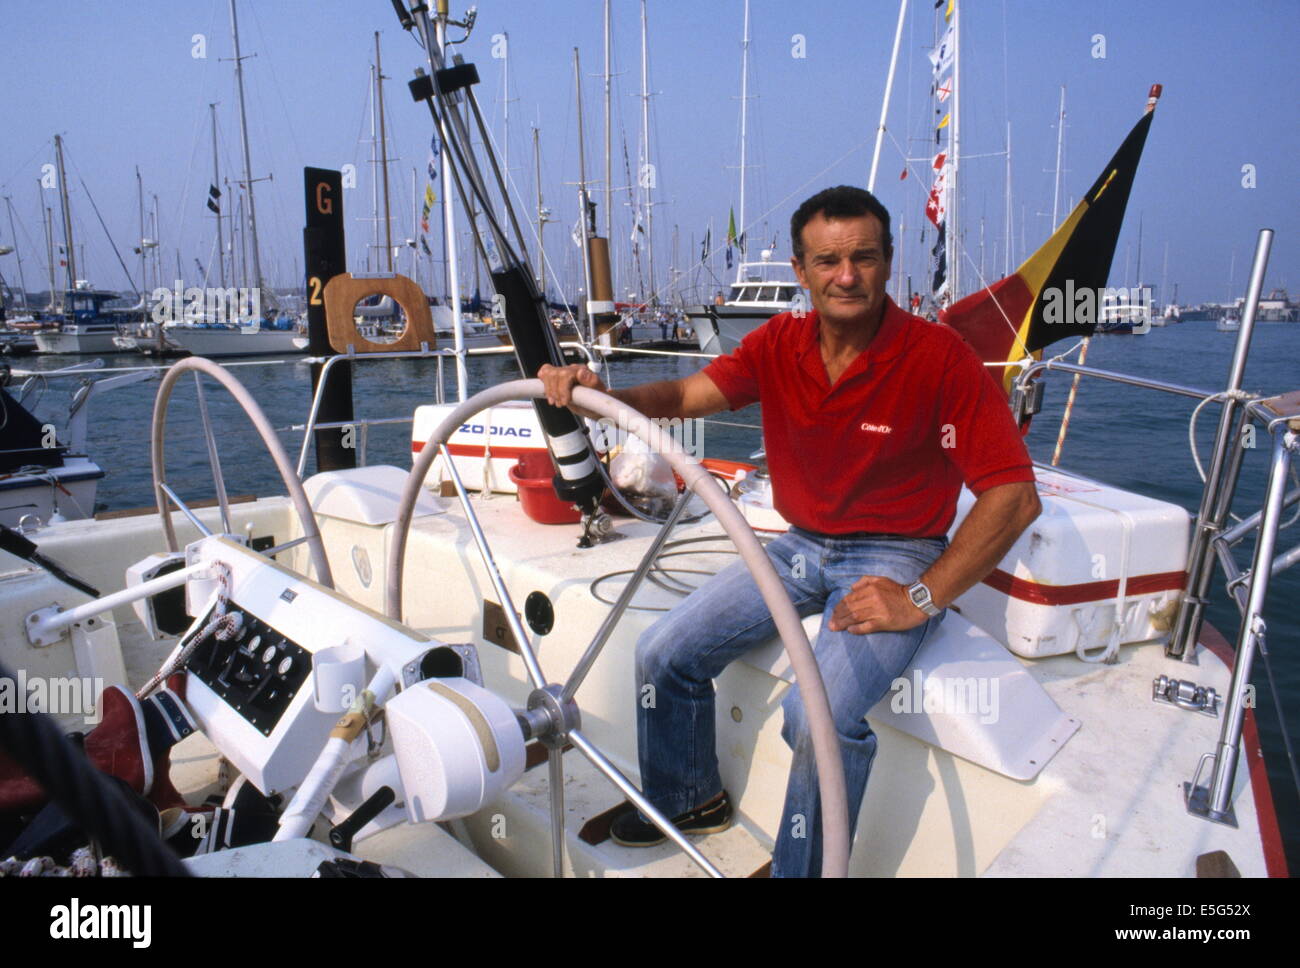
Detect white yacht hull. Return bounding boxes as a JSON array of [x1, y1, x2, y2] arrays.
[[34, 328, 124, 355], [165, 326, 307, 358], [0, 456, 103, 527], [435, 330, 510, 351], [686, 304, 780, 355]]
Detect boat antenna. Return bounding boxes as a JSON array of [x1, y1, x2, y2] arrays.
[[397, 0, 608, 520]]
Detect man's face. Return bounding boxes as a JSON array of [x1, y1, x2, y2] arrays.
[[791, 212, 892, 330]]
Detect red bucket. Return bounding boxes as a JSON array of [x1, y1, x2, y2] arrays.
[[508, 452, 582, 524]]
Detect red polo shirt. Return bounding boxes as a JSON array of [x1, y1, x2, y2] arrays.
[[702, 298, 1034, 537]]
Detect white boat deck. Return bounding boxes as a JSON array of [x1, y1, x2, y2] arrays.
[[374, 489, 1274, 876], [0, 484, 1278, 877]]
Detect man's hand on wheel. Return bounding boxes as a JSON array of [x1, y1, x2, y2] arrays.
[[538, 363, 606, 408], [828, 576, 930, 634]]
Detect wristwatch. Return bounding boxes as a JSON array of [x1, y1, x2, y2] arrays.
[[906, 580, 942, 617]]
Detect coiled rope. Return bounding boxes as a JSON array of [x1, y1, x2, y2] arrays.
[[0, 659, 191, 877]]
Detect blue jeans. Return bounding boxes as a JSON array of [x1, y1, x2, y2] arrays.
[[634, 527, 946, 877]]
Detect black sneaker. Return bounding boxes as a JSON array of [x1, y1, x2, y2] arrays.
[[609, 792, 734, 847]]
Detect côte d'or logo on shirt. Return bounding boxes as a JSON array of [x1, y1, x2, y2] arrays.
[[859, 422, 893, 434]]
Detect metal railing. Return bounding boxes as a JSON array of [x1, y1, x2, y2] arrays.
[[1012, 227, 1299, 829], [291, 341, 600, 479]]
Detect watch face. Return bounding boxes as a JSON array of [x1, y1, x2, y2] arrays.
[[909, 583, 928, 606]]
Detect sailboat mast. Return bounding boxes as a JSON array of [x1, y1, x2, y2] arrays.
[[574, 47, 596, 340], [234, 194, 245, 289], [534, 126, 547, 298], [575, 49, 590, 214], [210, 104, 226, 288], [369, 65, 379, 272], [639, 0, 655, 302], [136, 167, 146, 295], [603, 0, 612, 242], [434, 5, 466, 399], [501, 31, 511, 229], [152, 194, 161, 293], [1051, 86, 1065, 231], [737, 0, 750, 276], [376, 32, 394, 273], [228, 0, 263, 293], [41, 195, 56, 310], [948, 0, 960, 300], [150, 192, 161, 291], [54, 134, 76, 300], [3, 197, 28, 310], [670, 221, 679, 304], [1004, 121, 1013, 276], [411, 166, 419, 288], [868, 0, 908, 193]]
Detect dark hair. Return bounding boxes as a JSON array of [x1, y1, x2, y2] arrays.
[[790, 186, 893, 262]]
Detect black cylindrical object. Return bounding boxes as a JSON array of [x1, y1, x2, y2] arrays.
[[491, 265, 604, 508]]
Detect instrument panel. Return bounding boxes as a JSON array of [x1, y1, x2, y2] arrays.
[[186, 606, 312, 737]]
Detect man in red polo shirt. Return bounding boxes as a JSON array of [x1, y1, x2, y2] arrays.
[[539, 186, 1040, 877]]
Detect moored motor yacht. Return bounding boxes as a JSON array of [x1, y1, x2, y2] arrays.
[[686, 250, 804, 355], [32, 289, 131, 355]]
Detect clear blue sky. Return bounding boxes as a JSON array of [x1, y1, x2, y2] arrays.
[[1, 0, 1295, 306]]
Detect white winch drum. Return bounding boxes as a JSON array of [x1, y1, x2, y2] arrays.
[[385, 676, 527, 822]]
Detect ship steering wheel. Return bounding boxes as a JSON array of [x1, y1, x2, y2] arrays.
[[150, 356, 334, 588], [385, 379, 852, 878]]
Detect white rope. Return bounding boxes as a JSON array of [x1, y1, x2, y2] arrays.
[[1189, 390, 1252, 525], [1188, 390, 1300, 532], [1, 846, 127, 877]]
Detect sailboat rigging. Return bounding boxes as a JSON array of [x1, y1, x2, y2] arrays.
[[684, 0, 802, 356], [163, 0, 304, 358]]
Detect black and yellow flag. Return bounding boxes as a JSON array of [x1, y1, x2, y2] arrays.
[[942, 86, 1161, 392]]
